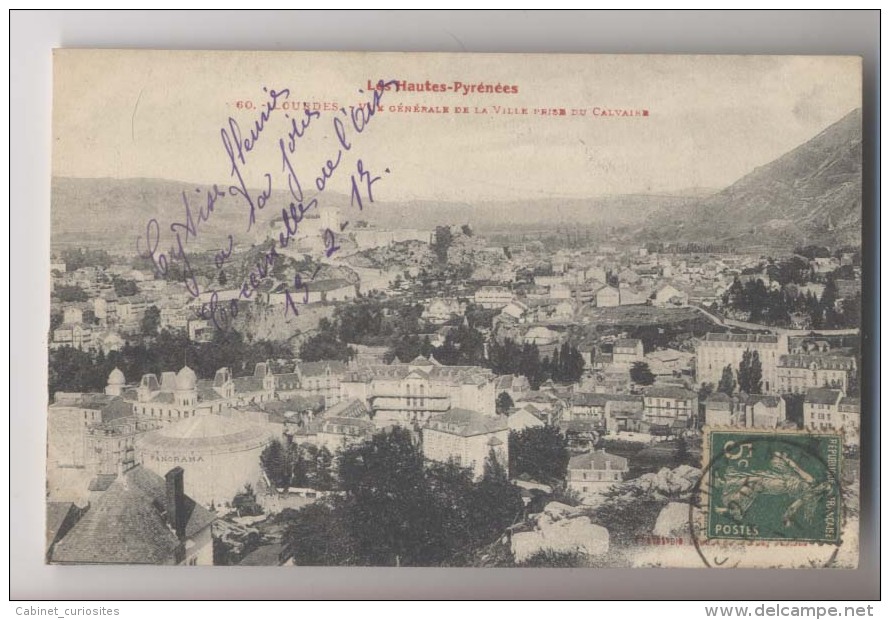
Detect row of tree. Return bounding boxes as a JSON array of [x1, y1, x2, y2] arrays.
[[697, 350, 764, 404], [488, 338, 585, 389], [281, 427, 524, 566], [723, 275, 860, 328], [260, 440, 337, 491], [48, 328, 291, 397]]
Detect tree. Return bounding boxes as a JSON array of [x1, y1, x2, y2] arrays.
[[717, 364, 736, 396], [630, 361, 656, 386], [495, 391, 514, 415], [282, 498, 357, 566], [53, 285, 89, 303], [782, 393, 805, 428], [590, 484, 667, 547], [260, 439, 290, 488], [673, 435, 690, 466], [299, 318, 355, 362], [738, 350, 763, 394], [314, 446, 336, 491], [548, 342, 586, 384], [698, 382, 714, 402], [141, 305, 161, 336], [433, 323, 485, 366], [432, 225, 453, 263], [113, 278, 139, 297], [469, 449, 524, 544], [461, 224, 473, 237], [820, 279, 840, 328], [697, 382, 715, 427], [218, 270, 228, 286], [232, 484, 263, 517], [508, 425, 569, 484], [338, 427, 434, 566]]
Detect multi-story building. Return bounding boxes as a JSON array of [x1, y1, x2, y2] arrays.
[[594, 285, 620, 307], [642, 385, 698, 429], [703, 393, 786, 429], [777, 354, 857, 395], [51, 323, 94, 350], [422, 408, 508, 479], [274, 361, 349, 406], [613, 338, 644, 365], [473, 286, 513, 309], [696, 332, 788, 394], [159, 303, 190, 331], [48, 391, 135, 470], [116, 294, 150, 327], [314, 416, 376, 453], [340, 356, 497, 427], [566, 449, 629, 503], [93, 294, 118, 324], [804, 388, 860, 447], [651, 284, 688, 307], [423, 298, 464, 323]]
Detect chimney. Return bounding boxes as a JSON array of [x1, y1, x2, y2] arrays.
[[165, 467, 187, 540]]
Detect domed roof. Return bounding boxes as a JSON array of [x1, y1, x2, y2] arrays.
[[137, 414, 274, 453], [176, 365, 198, 391], [108, 367, 125, 385]]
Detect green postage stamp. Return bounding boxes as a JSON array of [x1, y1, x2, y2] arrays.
[[704, 429, 843, 544]]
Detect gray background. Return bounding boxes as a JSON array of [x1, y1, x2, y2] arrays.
[[10, 9, 880, 600]]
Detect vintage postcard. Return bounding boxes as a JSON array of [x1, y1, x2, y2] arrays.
[[47, 50, 862, 567]]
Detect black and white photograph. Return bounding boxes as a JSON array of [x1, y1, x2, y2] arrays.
[[44, 49, 864, 570]]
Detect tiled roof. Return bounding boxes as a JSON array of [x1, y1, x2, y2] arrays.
[[743, 394, 783, 408], [559, 419, 602, 433], [50, 466, 214, 564], [88, 474, 118, 492], [137, 414, 273, 452], [295, 361, 349, 377], [343, 363, 493, 385], [233, 376, 266, 393], [249, 396, 324, 415], [838, 397, 860, 411], [778, 354, 857, 370], [425, 408, 507, 437], [569, 450, 628, 471], [644, 385, 696, 400], [50, 393, 115, 410], [804, 388, 843, 406], [46, 502, 78, 549], [196, 387, 224, 403], [572, 392, 610, 407], [707, 391, 732, 401], [704, 333, 779, 344], [320, 416, 375, 432], [322, 399, 369, 420]]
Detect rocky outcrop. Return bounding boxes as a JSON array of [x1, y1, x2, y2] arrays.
[[652, 502, 690, 538], [634, 465, 701, 499], [512, 501, 609, 563]]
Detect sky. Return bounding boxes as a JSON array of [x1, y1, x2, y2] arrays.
[[53, 50, 861, 203]]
